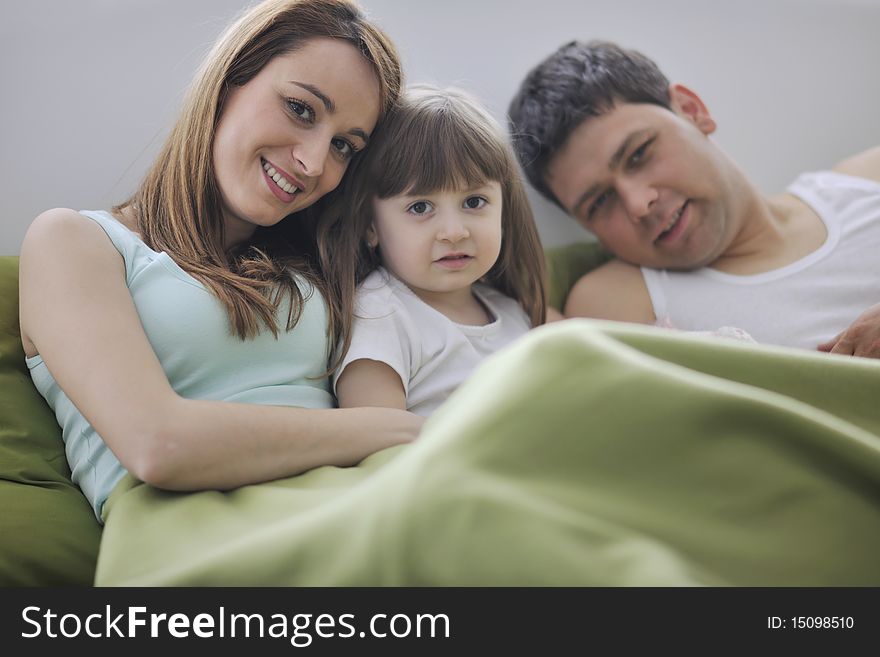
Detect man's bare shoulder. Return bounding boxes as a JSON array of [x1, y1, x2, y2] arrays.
[[833, 146, 880, 183], [563, 259, 655, 324]]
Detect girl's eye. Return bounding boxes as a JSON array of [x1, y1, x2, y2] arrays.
[[331, 137, 357, 159], [286, 99, 315, 123], [463, 196, 488, 210], [407, 201, 434, 216]]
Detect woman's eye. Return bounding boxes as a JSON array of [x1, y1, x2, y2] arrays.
[[407, 201, 433, 215], [286, 99, 314, 123], [463, 196, 487, 210], [331, 137, 356, 159]]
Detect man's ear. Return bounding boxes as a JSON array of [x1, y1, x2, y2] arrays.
[[669, 83, 716, 135]]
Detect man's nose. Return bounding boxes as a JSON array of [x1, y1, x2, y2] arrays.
[[618, 179, 658, 222]]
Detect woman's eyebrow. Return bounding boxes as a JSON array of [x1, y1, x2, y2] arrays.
[[289, 80, 334, 111], [287, 81, 370, 143]]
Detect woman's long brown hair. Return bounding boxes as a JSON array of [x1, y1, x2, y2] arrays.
[[115, 0, 401, 340]]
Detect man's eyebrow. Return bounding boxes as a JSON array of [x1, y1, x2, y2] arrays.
[[609, 129, 650, 171], [571, 129, 651, 215], [289, 81, 334, 112]]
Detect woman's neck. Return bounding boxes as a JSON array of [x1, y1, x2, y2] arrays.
[[223, 214, 258, 252]]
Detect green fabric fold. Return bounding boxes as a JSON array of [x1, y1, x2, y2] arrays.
[[96, 320, 880, 586]]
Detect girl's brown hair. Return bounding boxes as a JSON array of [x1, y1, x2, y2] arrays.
[[115, 0, 401, 339], [319, 85, 547, 371]]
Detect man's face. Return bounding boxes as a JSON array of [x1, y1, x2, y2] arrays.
[[545, 91, 738, 270]]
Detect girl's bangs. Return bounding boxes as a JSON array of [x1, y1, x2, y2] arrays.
[[373, 100, 511, 198]]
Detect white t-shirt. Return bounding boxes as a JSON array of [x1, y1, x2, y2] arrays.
[[334, 268, 532, 416], [640, 171, 880, 350]]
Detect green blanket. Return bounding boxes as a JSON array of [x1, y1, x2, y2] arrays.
[[95, 320, 880, 585]]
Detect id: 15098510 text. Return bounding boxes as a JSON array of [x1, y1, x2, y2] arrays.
[[767, 616, 854, 630]]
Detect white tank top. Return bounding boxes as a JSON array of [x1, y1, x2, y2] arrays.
[[27, 211, 334, 520], [641, 171, 880, 350]]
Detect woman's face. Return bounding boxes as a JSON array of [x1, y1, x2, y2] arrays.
[[213, 37, 382, 247]]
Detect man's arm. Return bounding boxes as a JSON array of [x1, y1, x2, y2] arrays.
[[821, 146, 880, 358], [833, 146, 880, 183], [817, 304, 880, 359], [563, 259, 656, 324]]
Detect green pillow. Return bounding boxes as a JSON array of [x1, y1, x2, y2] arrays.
[[544, 241, 612, 311], [0, 256, 101, 585]]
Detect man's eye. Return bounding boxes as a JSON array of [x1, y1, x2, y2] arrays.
[[589, 190, 612, 218], [629, 139, 654, 167]]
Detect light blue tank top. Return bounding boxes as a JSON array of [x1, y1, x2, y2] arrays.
[[26, 211, 334, 520]]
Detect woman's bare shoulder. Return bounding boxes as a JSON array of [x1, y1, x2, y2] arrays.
[[22, 208, 120, 257], [19, 209, 128, 354], [25, 207, 99, 241], [20, 208, 126, 287]]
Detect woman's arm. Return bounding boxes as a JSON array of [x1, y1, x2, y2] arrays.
[[19, 209, 422, 491]]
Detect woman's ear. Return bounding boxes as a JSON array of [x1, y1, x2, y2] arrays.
[[669, 83, 716, 135]]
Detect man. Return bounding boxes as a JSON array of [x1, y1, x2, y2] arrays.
[[508, 40, 880, 357]]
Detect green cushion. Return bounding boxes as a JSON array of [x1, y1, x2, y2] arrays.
[[0, 256, 101, 585], [544, 241, 612, 311]]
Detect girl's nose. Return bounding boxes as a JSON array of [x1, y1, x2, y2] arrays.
[[437, 212, 470, 242]]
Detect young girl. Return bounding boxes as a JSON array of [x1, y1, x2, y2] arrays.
[[319, 86, 547, 416]]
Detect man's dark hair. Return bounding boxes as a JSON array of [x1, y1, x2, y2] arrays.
[[508, 40, 671, 209]]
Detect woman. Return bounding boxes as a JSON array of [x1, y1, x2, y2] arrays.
[[18, 0, 420, 523]]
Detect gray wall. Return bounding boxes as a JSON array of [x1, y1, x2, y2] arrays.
[[2, 0, 878, 254]]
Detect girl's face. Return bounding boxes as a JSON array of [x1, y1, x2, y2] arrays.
[[213, 38, 382, 248], [369, 181, 504, 304]]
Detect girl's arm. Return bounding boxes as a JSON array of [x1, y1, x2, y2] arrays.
[[545, 306, 565, 322], [19, 209, 422, 491], [335, 359, 407, 410]]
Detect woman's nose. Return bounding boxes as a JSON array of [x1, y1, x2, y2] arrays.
[[291, 137, 328, 178]]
